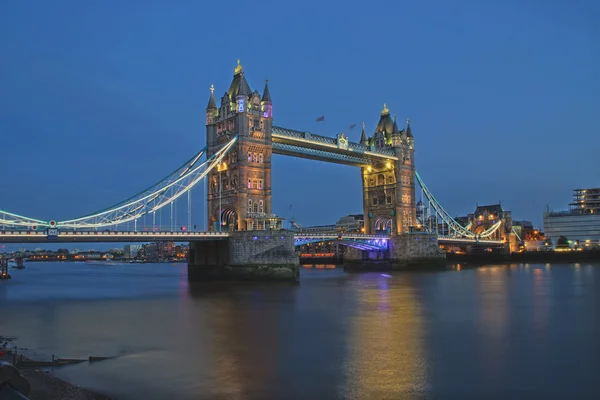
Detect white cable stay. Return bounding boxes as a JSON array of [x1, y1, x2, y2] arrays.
[[415, 171, 502, 239], [0, 136, 238, 229], [58, 136, 238, 229], [0, 210, 48, 228]]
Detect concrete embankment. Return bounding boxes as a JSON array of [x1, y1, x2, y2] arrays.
[[447, 250, 600, 264], [1, 337, 116, 400]]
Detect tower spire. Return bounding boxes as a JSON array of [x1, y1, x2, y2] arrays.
[[381, 103, 390, 115], [206, 84, 217, 110], [360, 122, 368, 145], [234, 59, 243, 75], [406, 118, 413, 138], [262, 79, 272, 102], [392, 114, 400, 135]]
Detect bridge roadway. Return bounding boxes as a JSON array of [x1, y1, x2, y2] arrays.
[[0, 230, 503, 245], [0, 230, 386, 244]]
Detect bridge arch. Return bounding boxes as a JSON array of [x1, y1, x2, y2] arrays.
[[374, 217, 392, 234], [221, 208, 238, 232]]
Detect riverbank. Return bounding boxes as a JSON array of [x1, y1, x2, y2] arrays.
[[447, 249, 600, 264], [1, 337, 115, 400]]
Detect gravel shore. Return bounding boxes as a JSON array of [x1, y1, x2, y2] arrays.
[[1, 336, 115, 400]]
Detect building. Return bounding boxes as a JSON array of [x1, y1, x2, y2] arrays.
[[335, 214, 364, 232], [361, 107, 416, 234], [468, 204, 513, 241], [205, 60, 284, 232], [544, 188, 600, 246], [124, 244, 142, 259], [512, 220, 544, 241], [453, 204, 513, 241]]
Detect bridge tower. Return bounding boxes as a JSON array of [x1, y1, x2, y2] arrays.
[[206, 60, 277, 232], [361, 105, 416, 235]]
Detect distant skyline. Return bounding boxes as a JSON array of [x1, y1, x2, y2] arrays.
[[1, 0, 598, 234]]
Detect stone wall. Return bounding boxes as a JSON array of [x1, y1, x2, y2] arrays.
[[228, 230, 298, 266], [388, 233, 446, 267], [188, 230, 299, 282], [343, 233, 446, 270]]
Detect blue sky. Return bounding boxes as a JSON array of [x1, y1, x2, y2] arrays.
[[0, 0, 598, 236]]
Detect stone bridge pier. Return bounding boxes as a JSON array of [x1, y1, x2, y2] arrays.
[[188, 230, 300, 282], [343, 233, 446, 270]]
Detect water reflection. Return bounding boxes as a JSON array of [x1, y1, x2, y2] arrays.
[[340, 273, 427, 399], [1, 262, 599, 399]]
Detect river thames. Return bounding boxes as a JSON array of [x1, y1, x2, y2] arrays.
[[1, 261, 599, 399]]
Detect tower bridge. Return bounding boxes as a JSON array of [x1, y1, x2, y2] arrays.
[[0, 60, 508, 281]]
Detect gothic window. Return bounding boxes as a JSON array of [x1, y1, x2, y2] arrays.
[[372, 197, 378, 206], [387, 176, 393, 184], [252, 179, 258, 189], [378, 175, 385, 185], [254, 118, 260, 128], [248, 199, 253, 211], [248, 179, 252, 189], [259, 200, 264, 214], [386, 195, 392, 204], [253, 201, 259, 213], [248, 153, 252, 162], [258, 179, 263, 189], [258, 153, 263, 163], [252, 153, 257, 162]]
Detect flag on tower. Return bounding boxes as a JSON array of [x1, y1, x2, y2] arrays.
[[315, 115, 325, 122]]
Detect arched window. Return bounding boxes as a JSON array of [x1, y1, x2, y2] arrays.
[[387, 176, 393, 184], [248, 199, 253, 211], [258, 153, 263, 163], [259, 200, 264, 214], [252, 153, 257, 162], [248, 152, 252, 162], [253, 201, 259, 213], [248, 179, 252, 189], [378, 174, 385, 185]]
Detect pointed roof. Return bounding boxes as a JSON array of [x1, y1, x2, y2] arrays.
[[206, 84, 217, 110], [262, 79, 272, 102], [392, 115, 400, 135], [360, 122, 368, 144], [406, 118, 413, 138], [375, 103, 394, 136], [228, 59, 251, 98]]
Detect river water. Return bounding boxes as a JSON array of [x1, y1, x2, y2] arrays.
[[0, 261, 599, 399]]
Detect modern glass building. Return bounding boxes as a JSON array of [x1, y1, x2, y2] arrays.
[[543, 188, 600, 245]]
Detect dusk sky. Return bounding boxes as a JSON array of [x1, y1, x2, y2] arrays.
[[1, 0, 598, 233]]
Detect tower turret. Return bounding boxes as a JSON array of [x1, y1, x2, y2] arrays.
[[391, 114, 402, 147], [374, 104, 394, 146], [406, 118, 414, 149], [261, 79, 272, 118], [206, 84, 218, 125], [360, 122, 368, 145]]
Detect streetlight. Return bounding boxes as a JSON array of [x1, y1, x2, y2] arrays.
[[217, 161, 227, 232]]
